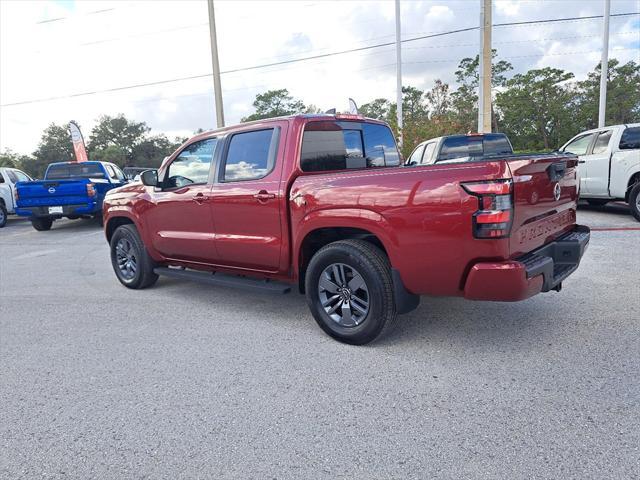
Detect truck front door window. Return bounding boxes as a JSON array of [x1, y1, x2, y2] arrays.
[[165, 138, 216, 188], [407, 144, 425, 165], [563, 133, 595, 155], [13, 170, 31, 182]]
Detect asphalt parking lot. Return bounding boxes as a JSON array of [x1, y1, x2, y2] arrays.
[[1, 203, 639, 479]]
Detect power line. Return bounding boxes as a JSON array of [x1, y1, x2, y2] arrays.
[[2, 12, 638, 107]]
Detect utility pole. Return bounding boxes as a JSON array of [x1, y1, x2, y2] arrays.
[[207, 0, 225, 128], [395, 0, 403, 149], [477, 0, 492, 133], [598, 0, 610, 128]]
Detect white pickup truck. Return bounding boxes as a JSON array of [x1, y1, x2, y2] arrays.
[[0, 166, 33, 227], [561, 124, 640, 221]]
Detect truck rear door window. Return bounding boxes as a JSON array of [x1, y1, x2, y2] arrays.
[[46, 163, 105, 180], [301, 121, 399, 172], [619, 127, 640, 150], [223, 129, 276, 181]]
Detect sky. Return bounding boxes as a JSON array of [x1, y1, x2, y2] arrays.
[[0, 0, 639, 154]]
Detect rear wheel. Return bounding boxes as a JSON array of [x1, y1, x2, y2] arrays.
[[586, 199, 609, 207], [0, 203, 7, 228], [305, 239, 397, 345], [629, 183, 640, 222], [31, 217, 53, 231], [110, 224, 158, 289]]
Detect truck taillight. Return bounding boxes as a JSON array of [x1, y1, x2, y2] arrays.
[[86, 183, 96, 197], [462, 180, 513, 239]]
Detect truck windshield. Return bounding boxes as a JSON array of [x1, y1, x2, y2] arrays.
[[46, 163, 105, 180], [438, 134, 512, 162]]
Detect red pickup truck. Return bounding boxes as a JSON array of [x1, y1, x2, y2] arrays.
[[103, 114, 589, 344]]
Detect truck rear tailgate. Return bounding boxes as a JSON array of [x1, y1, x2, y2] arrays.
[[506, 154, 579, 258], [17, 179, 94, 207]]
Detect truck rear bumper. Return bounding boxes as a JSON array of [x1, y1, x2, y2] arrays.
[[463, 225, 590, 301], [16, 203, 98, 218]]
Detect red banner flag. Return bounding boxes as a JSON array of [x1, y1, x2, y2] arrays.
[[69, 121, 88, 162]]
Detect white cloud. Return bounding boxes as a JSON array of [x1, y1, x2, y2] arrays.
[[1, 0, 639, 155], [495, 1, 520, 17]]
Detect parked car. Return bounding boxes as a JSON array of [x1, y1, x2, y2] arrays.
[[560, 124, 640, 221], [103, 114, 589, 345], [406, 133, 513, 165], [15, 161, 127, 231], [0, 167, 33, 227]]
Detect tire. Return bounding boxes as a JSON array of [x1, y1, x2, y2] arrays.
[[305, 239, 397, 345], [586, 199, 609, 207], [31, 217, 53, 231], [0, 203, 7, 228], [110, 224, 158, 289], [629, 182, 640, 222], [67, 215, 80, 220], [95, 214, 104, 227]]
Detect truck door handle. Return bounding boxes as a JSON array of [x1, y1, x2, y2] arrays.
[[193, 193, 209, 204], [253, 190, 275, 201]]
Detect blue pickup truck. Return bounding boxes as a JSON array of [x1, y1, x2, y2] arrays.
[[16, 161, 127, 231]]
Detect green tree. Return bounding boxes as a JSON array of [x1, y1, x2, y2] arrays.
[[401, 86, 429, 121], [359, 98, 392, 121], [0, 149, 23, 168], [132, 135, 184, 168], [575, 59, 640, 129], [425, 79, 452, 118], [30, 123, 75, 177], [451, 50, 513, 132], [88, 114, 149, 166], [241, 89, 306, 122], [95, 145, 127, 167], [496, 67, 575, 150]]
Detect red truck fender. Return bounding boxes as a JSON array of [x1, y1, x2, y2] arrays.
[[293, 207, 401, 275]]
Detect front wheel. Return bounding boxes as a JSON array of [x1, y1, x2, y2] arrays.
[[305, 239, 397, 345], [31, 217, 53, 231], [0, 204, 7, 228], [629, 183, 640, 222], [110, 224, 158, 289]]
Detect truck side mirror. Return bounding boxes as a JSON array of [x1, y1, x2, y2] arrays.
[[140, 169, 158, 187]]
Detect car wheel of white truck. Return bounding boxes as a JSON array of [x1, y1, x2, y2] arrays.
[[305, 239, 397, 345], [0, 203, 7, 228], [629, 182, 640, 222], [110, 224, 158, 289]]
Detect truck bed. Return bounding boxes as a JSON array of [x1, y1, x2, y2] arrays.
[[290, 152, 579, 297]]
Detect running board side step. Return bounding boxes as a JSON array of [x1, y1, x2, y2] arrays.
[[154, 267, 292, 294]]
